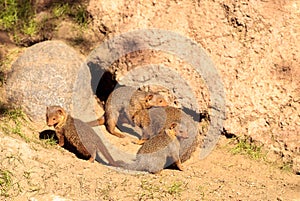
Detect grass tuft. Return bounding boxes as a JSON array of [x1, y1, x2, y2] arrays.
[[230, 137, 265, 160], [280, 162, 293, 172], [72, 5, 90, 27], [0, 0, 35, 31], [139, 179, 159, 200], [22, 19, 37, 36], [0, 0, 19, 30], [41, 136, 58, 147], [0, 169, 13, 197], [52, 3, 90, 27], [0, 0, 90, 46], [0, 104, 30, 142], [52, 3, 70, 18], [167, 181, 184, 195]]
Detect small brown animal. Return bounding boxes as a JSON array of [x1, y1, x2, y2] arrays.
[[132, 106, 181, 144], [46, 106, 117, 165], [117, 122, 188, 174], [132, 106, 200, 163], [89, 86, 168, 138]]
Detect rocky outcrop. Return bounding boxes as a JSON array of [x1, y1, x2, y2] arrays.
[[5, 40, 98, 128]]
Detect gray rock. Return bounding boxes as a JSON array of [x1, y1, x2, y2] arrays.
[[5, 40, 97, 128]]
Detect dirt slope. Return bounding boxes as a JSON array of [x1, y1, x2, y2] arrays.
[[0, 0, 299, 200], [1, 131, 299, 200]]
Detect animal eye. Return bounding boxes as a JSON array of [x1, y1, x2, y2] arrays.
[[53, 118, 56, 121]]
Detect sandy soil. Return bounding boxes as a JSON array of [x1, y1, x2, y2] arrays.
[[0, 128, 299, 201], [1, 0, 300, 200]]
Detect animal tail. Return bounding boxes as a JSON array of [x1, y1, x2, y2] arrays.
[[114, 159, 137, 171], [86, 95, 106, 127], [86, 115, 105, 127], [94, 134, 118, 166]]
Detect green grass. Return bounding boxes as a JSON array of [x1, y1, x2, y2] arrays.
[[72, 4, 90, 27], [0, 0, 90, 45], [52, 3, 71, 18], [3, 154, 24, 165], [95, 181, 118, 200], [167, 181, 184, 195], [197, 185, 205, 199], [279, 162, 293, 172], [230, 137, 265, 160], [41, 136, 58, 147], [0, 0, 39, 43], [137, 179, 187, 200], [0, 104, 30, 142], [228, 136, 296, 173], [22, 171, 41, 193], [139, 179, 160, 200], [52, 3, 90, 27], [3, 106, 24, 121], [0, 0, 19, 30], [22, 19, 37, 36], [0, 0, 35, 31], [0, 169, 13, 197], [0, 155, 32, 199], [0, 47, 22, 71], [0, 102, 59, 150]]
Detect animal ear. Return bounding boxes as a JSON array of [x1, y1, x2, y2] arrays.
[[146, 94, 153, 101], [57, 109, 64, 115], [169, 122, 177, 129]]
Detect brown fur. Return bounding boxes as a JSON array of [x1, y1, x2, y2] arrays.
[[46, 106, 117, 165], [133, 106, 182, 144], [88, 86, 168, 138], [133, 106, 200, 163], [118, 122, 188, 174]]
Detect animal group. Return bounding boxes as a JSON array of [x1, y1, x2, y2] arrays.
[[46, 86, 199, 174]]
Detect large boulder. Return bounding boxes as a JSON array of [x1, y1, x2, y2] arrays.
[[5, 40, 98, 128]]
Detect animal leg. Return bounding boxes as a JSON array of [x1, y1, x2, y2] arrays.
[[56, 130, 65, 146], [175, 159, 184, 171], [133, 139, 147, 145], [133, 129, 151, 145], [106, 118, 126, 138]]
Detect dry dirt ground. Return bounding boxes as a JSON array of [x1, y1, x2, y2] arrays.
[[1, 0, 300, 200], [0, 125, 299, 201]]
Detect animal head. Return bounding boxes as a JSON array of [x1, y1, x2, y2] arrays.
[[165, 122, 189, 139], [46, 106, 66, 127], [176, 123, 189, 139], [145, 93, 168, 108]]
